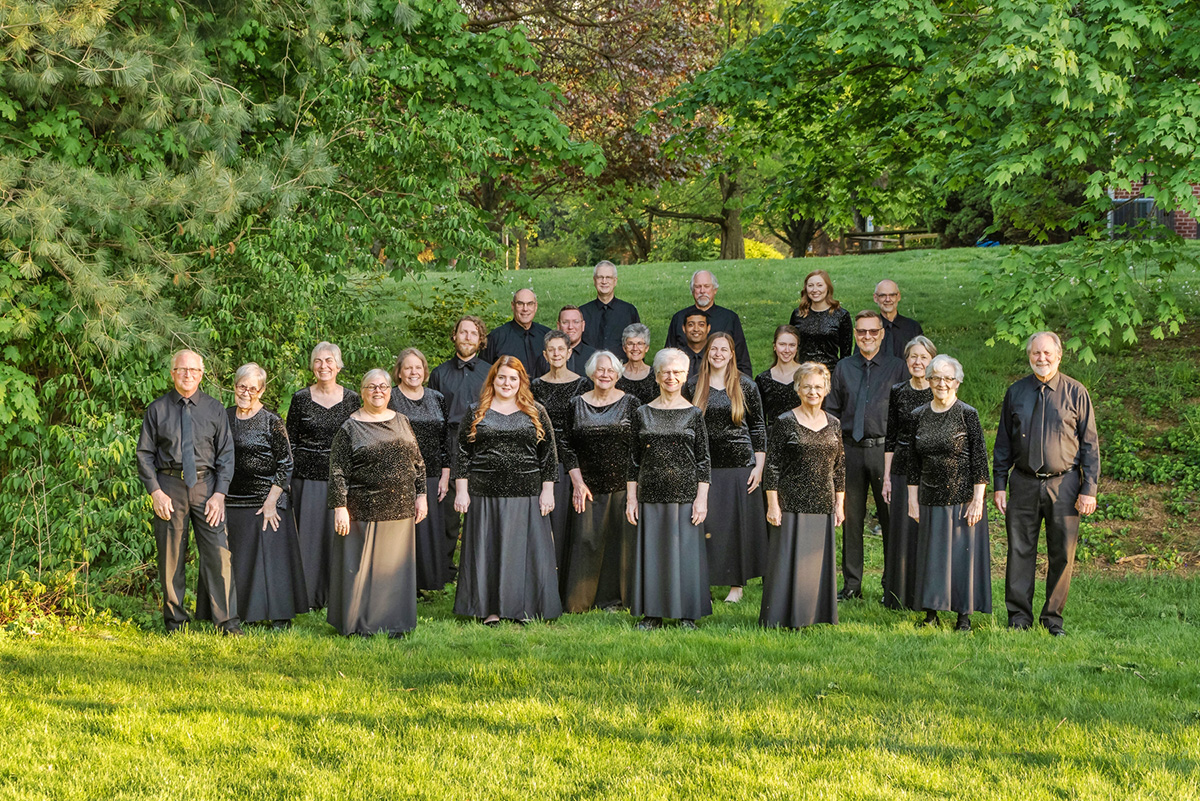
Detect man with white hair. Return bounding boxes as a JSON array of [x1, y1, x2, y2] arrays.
[[664, 269, 752, 376], [994, 331, 1099, 636], [580, 260, 641, 357], [136, 349, 241, 635]]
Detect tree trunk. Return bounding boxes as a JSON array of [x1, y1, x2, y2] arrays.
[[517, 230, 528, 270], [718, 172, 744, 260], [622, 215, 653, 262], [785, 216, 823, 257]]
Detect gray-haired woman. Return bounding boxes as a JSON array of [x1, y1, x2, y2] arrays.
[[560, 350, 641, 612], [285, 341, 361, 609], [197, 363, 308, 627], [616, 323, 657, 404], [327, 369, 427, 637], [907, 355, 991, 632]]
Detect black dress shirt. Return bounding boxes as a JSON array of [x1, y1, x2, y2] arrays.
[[485, 319, 552, 373], [993, 372, 1100, 495], [137, 389, 235, 495], [535, 341, 597, 377], [826, 352, 908, 442], [879, 313, 924, 359], [429, 355, 490, 427], [684, 347, 707, 382], [665, 304, 753, 376], [580, 296, 641, 355]]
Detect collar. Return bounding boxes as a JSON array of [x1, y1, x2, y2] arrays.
[[171, 389, 197, 405], [1033, 372, 1062, 391], [455, 356, 479, 371]]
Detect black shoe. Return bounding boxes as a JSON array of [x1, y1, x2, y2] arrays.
[[636, 617, 662, 630], [917, 611, 941, 628], [270, 620, 292, 630], [221, 624, 246, 637], [1007, 621, 1033, 631], [955, 614, 971, 632], [387, 631, 408, 640], [836, 589, 862, 602], [1046, 625, 1066, 637], [678, 619, 698, 630]]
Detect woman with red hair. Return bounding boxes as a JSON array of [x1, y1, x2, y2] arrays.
[[452, 357, 562, 624], [790, 269, 853, 372]]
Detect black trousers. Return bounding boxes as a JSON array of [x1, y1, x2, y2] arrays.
[[154, 472, 239, 631], [842, 441, 889, 594], [1004, 469, 1080, 629]]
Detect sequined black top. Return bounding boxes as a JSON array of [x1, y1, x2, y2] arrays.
[[388, 388, 448, 477], [225, 407, 294, 508], [286, 386, 361, 481], [561, 394, 642, 494], [755, 370, 801, 425], [328, 415, 426, 521], [884, 381, 934, 478], [628, 405, 711, 504], [531, 376, 592, 463], [616, 370, 658, 405], [764, 411, 846, 514], [909, 401, 990, 506], [685, 374, 766, 469], [454, 404, 558, 497], [789, 306, 853, 371]]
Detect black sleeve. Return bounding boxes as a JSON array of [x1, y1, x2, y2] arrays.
[[992, 386, 1016, 492], [731, 315, 753, 377], [327, 426, 351, 509], [763, 417, 783, 492], [744, 377, 767, 453], [907, 410, 924, 487], [401, 417, 426, 499], [136, 407, 161, 494], [826, 366, 846, 421], [537, 406, 558, 484], [884, 385, 902, 454], [560, 399, 580, 474], [964, 405, 990, 486], [837, 310, 854, 362], [436, 393, 449, 470], [628, 408, 643, 483], [453, 406, 476, 481], [269, 413, 294, 489], [1076, 386, 1101, 496], [693, 411, 711, 485], [212, 406, 235, 496]]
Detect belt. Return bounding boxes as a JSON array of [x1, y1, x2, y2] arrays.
[[1016, 466, 1075, 480], [158, 468, 211, 480], [844, 436, 886, 448]]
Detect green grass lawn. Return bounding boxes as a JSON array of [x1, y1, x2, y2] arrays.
[[7, 247, 1200, 799]]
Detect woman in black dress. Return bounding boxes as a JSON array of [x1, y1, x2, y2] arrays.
[[789, 269, 852, 372], [616, 323, 657, 404], [761, 362, 845, 629], [881, 335, 936, 611], [626, 348, 711, 630], [327, 369, 428, 637], [389, 347, 452, 592], [454, 356, 562, 624], [907, 355, 991, 632], [531, 330, 592, 585], [755, 324, 802, 425], [561, 351, 641, 612], [197, 363, 308, 628], [286, 341, 360, 609], [687, 332, 768, 604]]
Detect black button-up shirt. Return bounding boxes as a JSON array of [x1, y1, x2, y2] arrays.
[[879, 313, 925, 359], [684, 346, 706, 382], [428, 355, 490, 428], [580, 296, 641, 356], [665, 303, 753, 377], [137, 388, 235, 495], [826, 352, 909, 441], [993, 372, 1100, 495], [485, 319, 552, 373]]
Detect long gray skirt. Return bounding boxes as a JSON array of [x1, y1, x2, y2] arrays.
[[704, 466, 768, 585], [913, 503, 993, 614], [882, 476, 920, 610], [630, 503, 712, 621], [415, 475, 452, 591], [760, 512, 838, 628], [196, 506, 308, 624], [291, 477, 334, 609], [550, 463, 571, 587], [563, 489, 635, 612], [454, 495, 563, 621], [327, 518, 417, 636]]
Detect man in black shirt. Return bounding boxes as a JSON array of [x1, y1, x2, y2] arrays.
[[874, 279, 925, 359], [994, 331, 1099, 635], [665, 270, 752, 376], [681, 309, 710, 381], [826, 311, 909, 600], [429, 315, 491, 569], [535, 305, 596, 375], [484, 288, 551, 371], [579, 260, 641, 356], [136, 349, 241, 635]]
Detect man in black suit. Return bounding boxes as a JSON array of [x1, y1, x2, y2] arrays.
[[665, 270, 752, 376], [485, 288, 551, 372]]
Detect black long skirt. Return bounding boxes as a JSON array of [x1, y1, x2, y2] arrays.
[[704, 466, 768, 585], [291, 477, 334, 609], [882, 476, 920, 610], [549, 463, 571, 587], [327, 518, 417, 636], [415, 475, 452, 591], [760, 512, 838, 628], [454, 495, 563, 621], [630, 503, 712, 621], [196, 506, 308, 624], [563, 490, 635, 612], [913, 503, 993, 614]]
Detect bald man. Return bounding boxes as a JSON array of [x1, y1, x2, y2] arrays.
[[484, 288, 552, 372], [665, 270, 752, 376], [873, 279, 924, 359]]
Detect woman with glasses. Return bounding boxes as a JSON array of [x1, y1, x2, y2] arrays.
[[907, 355, 991, 632], [327, 369, 428, 637], [616, 324, 658, 404], [197, 363, 308, 628], [286, 342, 360, 609], [789, 270, 852, 372]]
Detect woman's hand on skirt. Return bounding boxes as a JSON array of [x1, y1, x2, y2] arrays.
[[539, 487, 555, 517], [572, 481, 593, 514], [766, 503, 782, 527], [256, 502, 282, 532], [454, 491, 470, 515], [414, 495, 428, 525], [691, 498, 708, 526], [964, 497, 984, 526], [334, 506, 351, 536]]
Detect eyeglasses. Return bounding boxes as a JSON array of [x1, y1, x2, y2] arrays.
[[854, 328, 883, 336], [172, 367, 203, 375], [234, 384, 263, 395], [363, 384, 391, 393], [929, 376, 956, 385], [874, 293, 899, 300]]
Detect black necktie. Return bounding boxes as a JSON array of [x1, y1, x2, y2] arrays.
[[600, 303, 610, 344], [1029, 383, 1048, 473], [180, 397, 198, 488], [852, 360, 872, 441]]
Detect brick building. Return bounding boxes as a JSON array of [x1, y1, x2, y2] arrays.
[[1110, 182, 1200, 238]]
